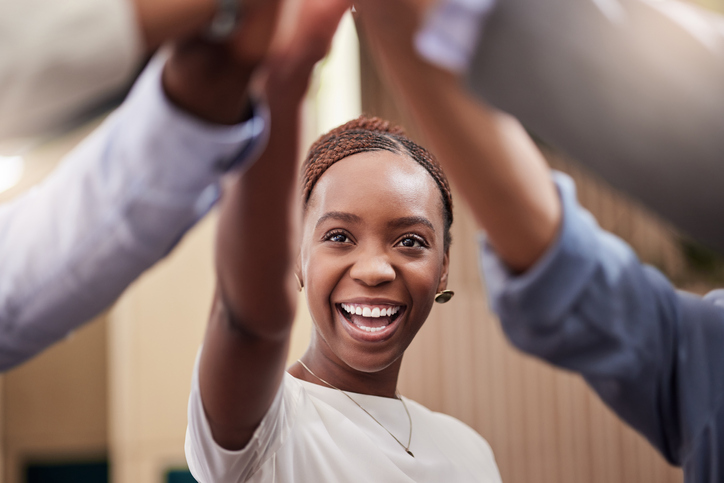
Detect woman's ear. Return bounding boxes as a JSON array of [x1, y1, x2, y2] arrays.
[[437, 250, 450, 293]]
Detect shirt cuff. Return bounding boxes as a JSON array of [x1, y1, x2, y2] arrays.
[[113, 50, 269, 195], [478, 172, 603, 328], [414, 0, 497, 73]]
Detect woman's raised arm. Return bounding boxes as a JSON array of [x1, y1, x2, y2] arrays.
[[196, 0, 349, 451], [354, 0, 561, 272]]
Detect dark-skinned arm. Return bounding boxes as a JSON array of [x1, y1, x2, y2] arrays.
[[354, 0, 560, 273], [195, 0, 349, 451]]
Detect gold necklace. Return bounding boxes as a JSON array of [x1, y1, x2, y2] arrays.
[[297, 359, 415, 457]]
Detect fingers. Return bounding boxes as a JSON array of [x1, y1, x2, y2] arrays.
[[274, 0, 350, 66], [229, 0, 284, 63]]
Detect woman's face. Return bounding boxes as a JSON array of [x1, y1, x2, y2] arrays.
[[300, 150, 449, 376]]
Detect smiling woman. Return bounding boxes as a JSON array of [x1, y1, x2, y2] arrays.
[[183, 2, 501, 480], [293, 118, 455, 391], [187, 118, 501, 481]]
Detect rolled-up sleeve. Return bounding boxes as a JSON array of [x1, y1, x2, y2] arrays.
[[0, 52, 268, 371], [479, 172, 724, 468]]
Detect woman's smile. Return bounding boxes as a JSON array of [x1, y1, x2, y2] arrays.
[[336, 301, 407, 342]]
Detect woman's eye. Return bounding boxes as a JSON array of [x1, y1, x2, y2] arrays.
[[324, 231, 350, 243], [398, 236, 426, 248]]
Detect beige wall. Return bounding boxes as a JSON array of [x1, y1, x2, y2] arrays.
[[0, 120, 109, 483], [3, 318, 108, 483], [108, 213, 215, 483]]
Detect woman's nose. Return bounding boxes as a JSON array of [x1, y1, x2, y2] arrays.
[[349, 251, 396, 287]]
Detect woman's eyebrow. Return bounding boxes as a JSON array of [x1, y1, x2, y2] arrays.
[[315, 211, 362, 228], [388, 216, 435, 232]]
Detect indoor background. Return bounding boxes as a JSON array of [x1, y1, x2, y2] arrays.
[[0, 2, 723, 482]]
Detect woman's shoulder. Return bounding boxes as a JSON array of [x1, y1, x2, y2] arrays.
[[403, 397, 494, 452]]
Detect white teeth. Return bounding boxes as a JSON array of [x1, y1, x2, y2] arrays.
[[355, 324, 385, 333], [340, 303, 402, 318]]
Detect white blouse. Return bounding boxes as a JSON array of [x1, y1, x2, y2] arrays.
[[186, 364, 502, 482]]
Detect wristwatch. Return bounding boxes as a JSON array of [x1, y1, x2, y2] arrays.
[[206, 0, 241, 41]]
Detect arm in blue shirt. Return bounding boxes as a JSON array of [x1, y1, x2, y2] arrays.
[[480, 172, 724, 473], [0, 53, 268, 371]]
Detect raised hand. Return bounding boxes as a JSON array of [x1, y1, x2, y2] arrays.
[[161, 0, 283, 124], [263, 0, 350, 99]]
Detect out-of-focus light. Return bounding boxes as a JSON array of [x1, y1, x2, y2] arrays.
[[0, 155, 24, 194], [316, 11, 362, 135]]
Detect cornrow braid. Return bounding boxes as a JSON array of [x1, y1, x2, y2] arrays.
[[302, 115, 453, 249]]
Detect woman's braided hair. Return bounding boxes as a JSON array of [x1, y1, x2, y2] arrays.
[[302, 115, 453, 249]]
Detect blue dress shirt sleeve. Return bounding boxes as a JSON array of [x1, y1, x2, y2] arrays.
[[479, 172, 724, 474], [0, 52, 268, 371]]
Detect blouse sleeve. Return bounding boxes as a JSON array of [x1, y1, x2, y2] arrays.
[[479, 171, 724, 466], [185, 362, 300, 483]]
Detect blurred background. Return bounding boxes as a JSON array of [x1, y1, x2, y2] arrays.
[[1, 1, 723, 482]]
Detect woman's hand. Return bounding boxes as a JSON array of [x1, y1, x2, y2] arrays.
[[264, 0, 350, 101]]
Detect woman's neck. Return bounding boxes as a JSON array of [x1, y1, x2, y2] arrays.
[[288, 349, 402, 398]]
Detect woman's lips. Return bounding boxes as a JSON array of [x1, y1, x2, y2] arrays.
[[336, 303, 405, 341]]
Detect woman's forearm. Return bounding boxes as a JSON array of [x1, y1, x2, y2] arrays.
[[355, 0, 560, 272], [214, 92, 302, 339], [199, 0, 349, 451]]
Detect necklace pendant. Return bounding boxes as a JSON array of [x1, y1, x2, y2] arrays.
[[406, 449, 414, 458]]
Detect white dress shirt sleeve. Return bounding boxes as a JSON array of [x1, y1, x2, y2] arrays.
[[0, 0, 144, 138], [0, 53, 268, 371], [415, 0, 497, 73]]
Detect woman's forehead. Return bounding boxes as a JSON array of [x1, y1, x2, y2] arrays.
[[305, 150, 444, 223]]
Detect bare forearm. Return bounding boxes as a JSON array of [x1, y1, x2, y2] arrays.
[[199, 40, 318, 453], [163, 41, 256, 124], [406, 78, 561, 271], [199, 0, 348, 451], [160, 0, 284, 124], [132, 0, 216, 50], [214, 0, 349, 333], [215, 106, 301, 336], [356, 1, 560, 271]]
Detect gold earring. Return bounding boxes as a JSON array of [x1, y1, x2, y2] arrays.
[[434, 290, 454, 304], [294, 273, 303, 292]]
